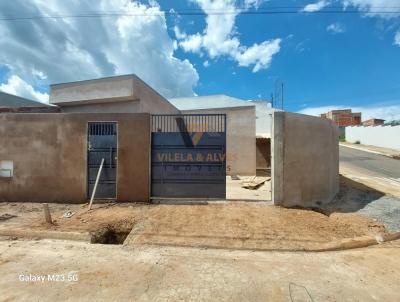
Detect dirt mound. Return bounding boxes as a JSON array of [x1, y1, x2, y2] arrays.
[[124, 203, 387, 251]]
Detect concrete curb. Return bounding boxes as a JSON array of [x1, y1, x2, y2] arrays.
[[152, 199, 271, 205], [313, 235, 379, 252], [127, 232, 400, 253], [1, 227, 399, 253], [339, 143, 400, 160], [292, 232, 400, 252], [0, 228, 91, 242]]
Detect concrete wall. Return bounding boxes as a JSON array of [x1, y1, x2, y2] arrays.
[[0, 106, 60, 113], [272, 112, 339, 208], [0, 113, 150, 203], [50, 75, 180, 115], [182, 107, 256, 176], [50, 75, 135, 105], [345, 125, 400, 150], [59, 100, 140, 113], [133, 76, 180, 114]]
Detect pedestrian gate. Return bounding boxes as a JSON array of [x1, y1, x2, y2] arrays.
[[151, 114, 226, 198], [87, 122, 117, 199]]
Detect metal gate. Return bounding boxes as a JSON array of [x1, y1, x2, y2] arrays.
[[87, 122, 117, 199], [151, 114, 226, 198]]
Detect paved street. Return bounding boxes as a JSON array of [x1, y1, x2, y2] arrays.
[[340, 145, 400, 179], [339, 145, 400, 198], [338, 145, 400, 231]]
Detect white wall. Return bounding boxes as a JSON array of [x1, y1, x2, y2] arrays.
[[252, 101, 280, 138], [346, 125, 400, 150]]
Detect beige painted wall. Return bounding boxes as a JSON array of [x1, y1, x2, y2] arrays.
[[133, 76, 180, 114], [182, 107, 256, 176], [272, 112, 339, 208], [0, 113, 150, 203], [50, 75, 180, 115], [50, 75, 135, 105]]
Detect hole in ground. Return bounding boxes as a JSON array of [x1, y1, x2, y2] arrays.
[[90, 224, 132, 245]]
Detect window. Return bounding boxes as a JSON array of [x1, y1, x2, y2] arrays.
[[0, 160, 13, 178]]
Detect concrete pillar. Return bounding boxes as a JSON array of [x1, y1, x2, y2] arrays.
[[272, 111, 284, 205]]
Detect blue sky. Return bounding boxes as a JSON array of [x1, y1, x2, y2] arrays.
[[0, 0, 400, 120]]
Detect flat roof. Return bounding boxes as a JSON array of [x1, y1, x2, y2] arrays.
[[168, 95, 255, 111], [50, 74, 136, 89], [0, 91, 50, 108]]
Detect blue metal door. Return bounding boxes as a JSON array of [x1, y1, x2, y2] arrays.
[[87, 122, 117, 199], [151, 114, 226, 198]]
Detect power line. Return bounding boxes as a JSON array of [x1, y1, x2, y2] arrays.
[[1, 8, 400, 21]]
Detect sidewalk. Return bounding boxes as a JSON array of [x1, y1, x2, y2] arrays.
[[2, 239, 400, 301], [340, 142, 400, 159]]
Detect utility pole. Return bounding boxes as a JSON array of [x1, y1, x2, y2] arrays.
[[271, 93, 274, 108]]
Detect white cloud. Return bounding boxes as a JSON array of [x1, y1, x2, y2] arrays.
[[0, 75, 49, 103], [298, 104, 400, 121], [173, 26, 187, 40], [235, 39, 281, 72], [175, 0, 281, 72], [302, 1, 329, 12], [327, 22, 346, 34], [340, 1, 400, 48], [395, 31, 400, 46], [203, 60, 210, 67], [342, 0, 400, 18], [243, 0, 264, 9], [0, 0, 199, 98]]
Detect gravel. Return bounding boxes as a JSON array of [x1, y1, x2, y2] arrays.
[[356, 196, 400, 232], [327, 178, 400, 233]]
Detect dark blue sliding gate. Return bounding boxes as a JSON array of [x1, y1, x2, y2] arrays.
[[87, 122, 117, 199], [151, 114, 226, 198]]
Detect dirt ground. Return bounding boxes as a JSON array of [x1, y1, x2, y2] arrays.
[[1, 238, 400, 301], [0, 175, 395, 251], [0, 202, 147, 236], [125, 203, 387, 250], [0, 198, 387, 251], [1, 177, 399, 301]]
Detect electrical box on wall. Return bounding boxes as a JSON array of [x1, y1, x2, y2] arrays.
[[0, 160, 13, 178]]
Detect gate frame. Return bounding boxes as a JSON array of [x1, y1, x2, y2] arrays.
[[150, 113, 227, 199], [86, 121, 119, 200]]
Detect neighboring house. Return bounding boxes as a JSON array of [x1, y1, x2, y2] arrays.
[[49, 75, 276, 176], [50, 74, 179, 114], [0, 91, 56, 113], [362, 118, 385, 126], [169, 95, 256, 176], [321, 109, 361, 127], [0, 74, 340, 208]]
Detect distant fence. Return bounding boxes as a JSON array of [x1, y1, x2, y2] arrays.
[[345, 125, 400, 150]]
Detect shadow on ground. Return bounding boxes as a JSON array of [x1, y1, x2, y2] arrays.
[[323, 175, 385, 214]]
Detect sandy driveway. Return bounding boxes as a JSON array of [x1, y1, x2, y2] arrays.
[[1, 238, 399, 301], [0, 200, 387, 251], [125, 203, 386, 251]]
